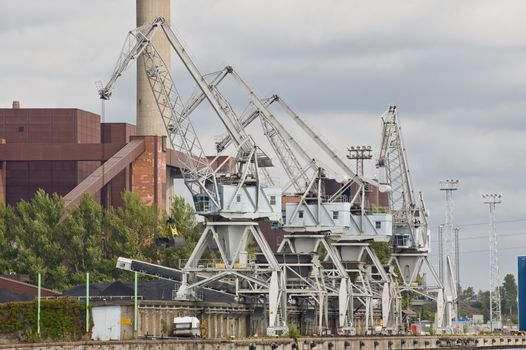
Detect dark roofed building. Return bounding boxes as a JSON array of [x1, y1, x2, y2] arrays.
[[0, 275, 61, 302]]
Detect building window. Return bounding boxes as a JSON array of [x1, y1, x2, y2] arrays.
[[375, 221, 382, 229], [270, 195, 276, 205], [195, 194, 210, 212], [162, 136, 167, 152], [18, 126, 24, 132], [298, 210, 304, 219], [333, 211, 339, 220], [236, 194, 241, 203]]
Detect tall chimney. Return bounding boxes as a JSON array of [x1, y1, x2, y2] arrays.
[[136, 0, 174, 213], [12, 100, 20, 109], [136, 0, 171, 137]]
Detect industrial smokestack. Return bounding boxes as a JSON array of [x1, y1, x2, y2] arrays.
[[136, 0, 171, 137], [12, 100, 20, 109], [136, 0, 174, 213]]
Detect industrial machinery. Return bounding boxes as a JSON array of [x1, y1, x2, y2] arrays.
[[98, 16, 438, 337], [100, 17, 288, 336], [376, 106, 448, 330], [213, 78, 399, 334], [259, 95, 398, 334]]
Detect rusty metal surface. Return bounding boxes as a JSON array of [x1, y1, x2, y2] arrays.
[[0, 108, 100, 144], [102, 123, 136, 144], [0, 143, 126, 161]]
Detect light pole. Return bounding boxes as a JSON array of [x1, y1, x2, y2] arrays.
[[347, 146, 372, 176], [482, 193, 502, 332]]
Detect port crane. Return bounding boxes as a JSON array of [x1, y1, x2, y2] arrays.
[[214, 77, 400, 334], [163, 64, 401, 334], [173, 69, 336, 334], [376, 105, 448, 330], [99, 17, 289, 336]]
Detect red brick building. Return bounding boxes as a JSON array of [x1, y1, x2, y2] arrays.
[[0, 102, 178, 212]]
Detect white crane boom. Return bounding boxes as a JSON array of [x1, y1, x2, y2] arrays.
[[275, 98, 367, 187], [98, 21, 162, 100], [377, 106, 414, 213], [98, 18, 271, 210], [180, 67, 231, 121], [216, 93, 316, 194], [98, 19, 221, 209], [377, 106, 428, 250], [228, 71, 314, 165], [158, 20, 256, 155]]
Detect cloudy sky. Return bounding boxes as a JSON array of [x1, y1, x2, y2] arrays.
[[1, 0, 525, 290]]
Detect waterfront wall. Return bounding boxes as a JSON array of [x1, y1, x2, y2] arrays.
[[3, 336, 526, 350], [98, 301, 375, 340]]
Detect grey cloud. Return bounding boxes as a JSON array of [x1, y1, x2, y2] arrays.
[[1, 0, 525, 290]]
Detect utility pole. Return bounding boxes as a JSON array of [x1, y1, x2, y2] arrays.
[[482, 193, 502, 332], [440, 179, 459, 324]]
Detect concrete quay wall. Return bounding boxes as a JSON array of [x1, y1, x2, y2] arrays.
[[2, 336, 526, 350]]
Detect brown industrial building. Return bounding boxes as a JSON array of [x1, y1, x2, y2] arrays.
[[0, 102, 176, 212]]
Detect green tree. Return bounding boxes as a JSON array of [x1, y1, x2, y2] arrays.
[[59, 194, 111, 285], [501, 273, 518, 322], [478, 290, 490, 321], [462, 286, 475, 301], [0, 202, 16, 274], [12, 189, 69, 290], [1, 190, 207, 291], [158, 195, 204, 268], [105, 191, 160, 266], [369, 241, 392, 265]]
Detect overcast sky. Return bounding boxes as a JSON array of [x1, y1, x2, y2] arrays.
[[1, 0, 525, 291]]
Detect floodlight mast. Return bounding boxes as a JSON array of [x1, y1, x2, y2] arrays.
[[482, 193, 502, 332], [100, 17, 289, 336], [347, 146, 373, 176]]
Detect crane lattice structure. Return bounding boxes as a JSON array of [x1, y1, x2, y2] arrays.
[[99, 17, 290, 336], [483, 193, 502, 332], [179, 72, 335, 334], [440, 179, 459, 327], [215, 88, 399, 334], [99, 16, 407, 336], [377, 106, 447, 330]]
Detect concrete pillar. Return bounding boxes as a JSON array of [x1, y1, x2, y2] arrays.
[[137, 0, 174, 214], [207, 313, 211, 338], [214, 314, 218, 338], [136, 0, 171, 138]]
